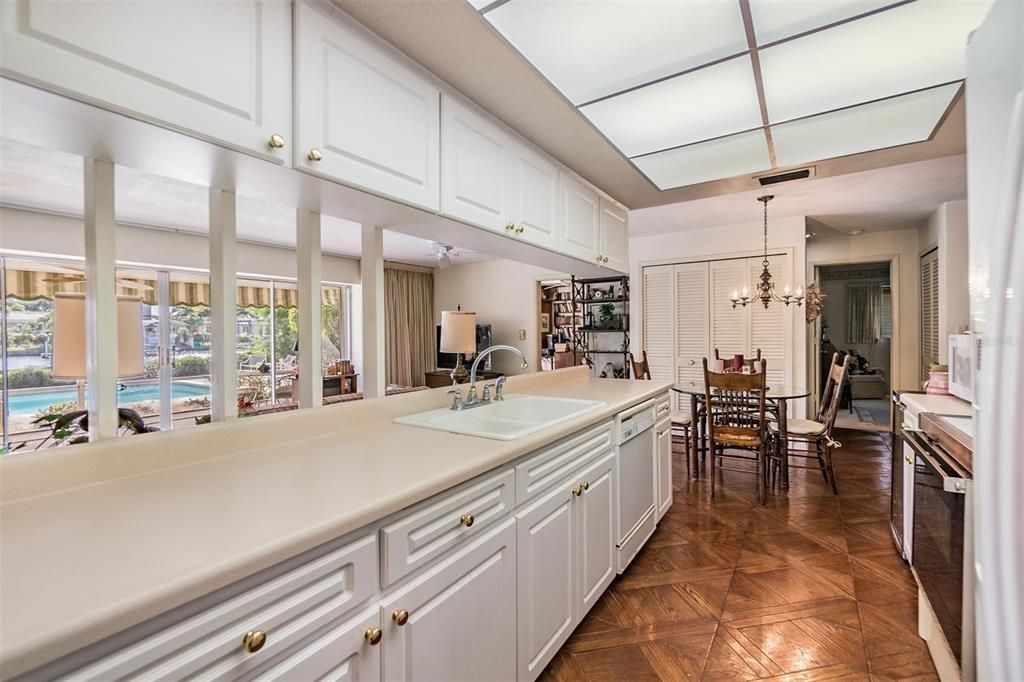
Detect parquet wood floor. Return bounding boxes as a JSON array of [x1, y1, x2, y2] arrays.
[[541, 429, 935, 682]]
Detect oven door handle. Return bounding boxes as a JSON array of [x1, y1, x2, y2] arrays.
[[916, 447, 970, 494]]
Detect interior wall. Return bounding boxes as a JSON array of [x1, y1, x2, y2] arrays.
[[819, 267, 893, 390], [920, 199, 969, 362], [628, 215, 808, 414], [433, 259, 562, 376], [807, 227, 921, 391], [0, 206, 361, 283]]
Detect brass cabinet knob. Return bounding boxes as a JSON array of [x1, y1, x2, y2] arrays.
[[364, 627, 383, 645], [459, 513, 475, 527], [268, 134, 285, 149], [307, 148, 323, 162], [505, 222, 515, 232], [602, 256, 610, 263], [581, 481, 590, 491], [596, 255, 602, 262], [242, 629, 267, 653], [515, 224, 525, 234], [392, 609, 409, 626], [572, 484, 583, 497]]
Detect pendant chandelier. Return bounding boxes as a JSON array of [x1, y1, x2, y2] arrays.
[[730, 195, 804, 309]]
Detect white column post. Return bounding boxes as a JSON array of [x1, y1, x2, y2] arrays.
[[297, 209, 323, 408], [361, 225, 386, 399], [157, 271, 172, 431], [84, 158, 118, 441], [209, 188, 238, 421]]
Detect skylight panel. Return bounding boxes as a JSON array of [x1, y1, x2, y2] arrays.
[[758, 0, 992, 123], [580, 56, 763, 158], [484, 0, 748, 105], [770, 83, 959, 167], [748, 0, 902, 45], [632, 130, 772, 191]]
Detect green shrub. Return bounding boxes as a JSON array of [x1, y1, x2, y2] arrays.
[[173, 355, 210, 377], [5, 367, 75, 389], [34, 400, 78, 420]]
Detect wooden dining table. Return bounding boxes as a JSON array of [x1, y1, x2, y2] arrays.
[[672, 381, 811, 487]]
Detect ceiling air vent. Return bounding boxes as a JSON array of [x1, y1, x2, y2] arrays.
[[756, 167, 815, 186]]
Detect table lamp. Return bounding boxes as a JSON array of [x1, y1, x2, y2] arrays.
[[51, 293, 146, 407], [440, 310, 476, 383]]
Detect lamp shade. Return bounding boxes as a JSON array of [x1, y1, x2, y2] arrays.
[[51, 293, 146, 379], [440, 310, 476, 354]]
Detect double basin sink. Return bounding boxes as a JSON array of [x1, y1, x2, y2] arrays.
[[394, 394, 606, 441]]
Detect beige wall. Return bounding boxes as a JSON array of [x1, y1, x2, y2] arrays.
[[0, 206, 361, 283], [807, 227, 922, 391], [433, 259, 563, 376]]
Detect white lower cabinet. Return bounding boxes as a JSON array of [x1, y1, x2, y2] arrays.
[[516, 451, 616, 680], [656, 417, 673, 520], [248, 607, 381, 682], [381, 519, 517, 682]]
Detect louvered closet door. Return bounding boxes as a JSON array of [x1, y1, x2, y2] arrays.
[[709, 259, 750, 362], [921, 249, 939, 382], [642, 266, 675, 384], [748, 255, 789, 387], [674, 262, 710, 394]]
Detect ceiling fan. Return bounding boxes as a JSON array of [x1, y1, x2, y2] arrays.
[[42, 265, 154, 291], [429, 242, 460, 269]]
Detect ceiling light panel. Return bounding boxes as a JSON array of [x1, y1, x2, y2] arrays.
[[632, 130, 772, 191], [581, 56, 763, 158], [771, 83, 959, 167], [759, 0, 992, 123], [484, 0, 747, 105], [748, 0, 902, 45]]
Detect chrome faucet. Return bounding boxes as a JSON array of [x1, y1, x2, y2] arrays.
[[450, 345, 528, 410]]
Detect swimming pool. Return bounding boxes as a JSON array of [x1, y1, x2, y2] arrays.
[[7, 382, 210, 415]]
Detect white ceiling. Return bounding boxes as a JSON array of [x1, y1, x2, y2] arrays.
[[0, 138, 488, 268], [480, 0, 990, 190], [629, 153, 967, 237]]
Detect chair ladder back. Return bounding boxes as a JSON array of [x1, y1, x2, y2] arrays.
[[816, 352, 841, 422], [629, 351, 652, 380], [821, 354, 852, 432], [702, 358, 767, 444]]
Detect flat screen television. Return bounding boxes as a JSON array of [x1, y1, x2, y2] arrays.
[[436, 324, 492, 370]]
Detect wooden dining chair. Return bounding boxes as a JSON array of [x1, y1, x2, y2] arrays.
[[703, 357, 770, 505], [630, 351, 693, 477], [699, 348, 766, 457], [768, 352, 851, 494]]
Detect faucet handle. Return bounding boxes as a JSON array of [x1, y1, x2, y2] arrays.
[[447, 388, 463, 409], [482, 383, 495, 401]]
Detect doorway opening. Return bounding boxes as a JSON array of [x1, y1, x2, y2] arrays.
[[538, 279, 576, 372], [815, 261, 893, 432]]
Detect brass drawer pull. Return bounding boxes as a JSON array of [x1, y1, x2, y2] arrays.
[[393, 609, 409, 626], [459, 513, 475, 527], [581, 481, 590, 491], [364, 627, 383, 645], [307, 148, 323, 162], [242, 629, 267, 653], [572, 484, 583, 497], [267, 133, 285, 149]]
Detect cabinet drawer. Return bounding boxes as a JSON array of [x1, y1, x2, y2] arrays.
[[516, 421, 613, 505], [62, 534, 378, 681], [655, 395, 671, 421], [381, 469, 515, 587]]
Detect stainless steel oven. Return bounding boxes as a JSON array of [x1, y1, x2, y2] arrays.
[[909, 429, 973, 672]]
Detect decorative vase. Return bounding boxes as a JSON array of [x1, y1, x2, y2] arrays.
[[732, 354, 744, 372]]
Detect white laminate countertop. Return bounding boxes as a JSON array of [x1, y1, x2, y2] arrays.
[[0, 369, 671, 678]]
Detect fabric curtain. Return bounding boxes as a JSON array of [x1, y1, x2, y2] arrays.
[[384, 267, 435, 387], [846, 283, 882, 343]]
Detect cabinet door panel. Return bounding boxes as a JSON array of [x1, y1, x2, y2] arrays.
[[600, 199, 629, 273], [248, 607, 381, 682], [441, 96, 512, 232], [656, 419, 673, 520], [516, 484, 576, 680], [382, 520, 516, 682], [510, 142, 559, 249], [295, 1, 439, 210], [577, 452, 617, 619], [0, 0, 291, 161], [558, 172, 601, 262]]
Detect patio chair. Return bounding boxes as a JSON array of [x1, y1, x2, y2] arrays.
[[239, 354, 267, 371]]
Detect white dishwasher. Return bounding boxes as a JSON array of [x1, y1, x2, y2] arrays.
[[615, 398, 658, 573]]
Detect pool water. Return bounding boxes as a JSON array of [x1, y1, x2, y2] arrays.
[[7, 382, 210, 415]]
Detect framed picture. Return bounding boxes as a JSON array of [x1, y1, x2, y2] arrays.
[[540, 313, 551, 333]]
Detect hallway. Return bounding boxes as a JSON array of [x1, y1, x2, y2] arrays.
[[541, 429, 936, 681]]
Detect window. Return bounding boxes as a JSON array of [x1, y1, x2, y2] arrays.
[[879, 286, 893, 340]]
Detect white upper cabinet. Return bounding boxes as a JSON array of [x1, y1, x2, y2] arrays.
[[0, 0, 292, 162], [441, 95, 513, 232], [508, 141, 560, 250], [294, 1, 440, 211], [558, 171, 602, 264], [600, 198, 629, 273]]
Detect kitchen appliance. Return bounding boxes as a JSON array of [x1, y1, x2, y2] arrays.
[[948, 333, 979, 403], [909, 413, 974, 680], [966, 2, 1023, 677], [614, 398, 657, 573]]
